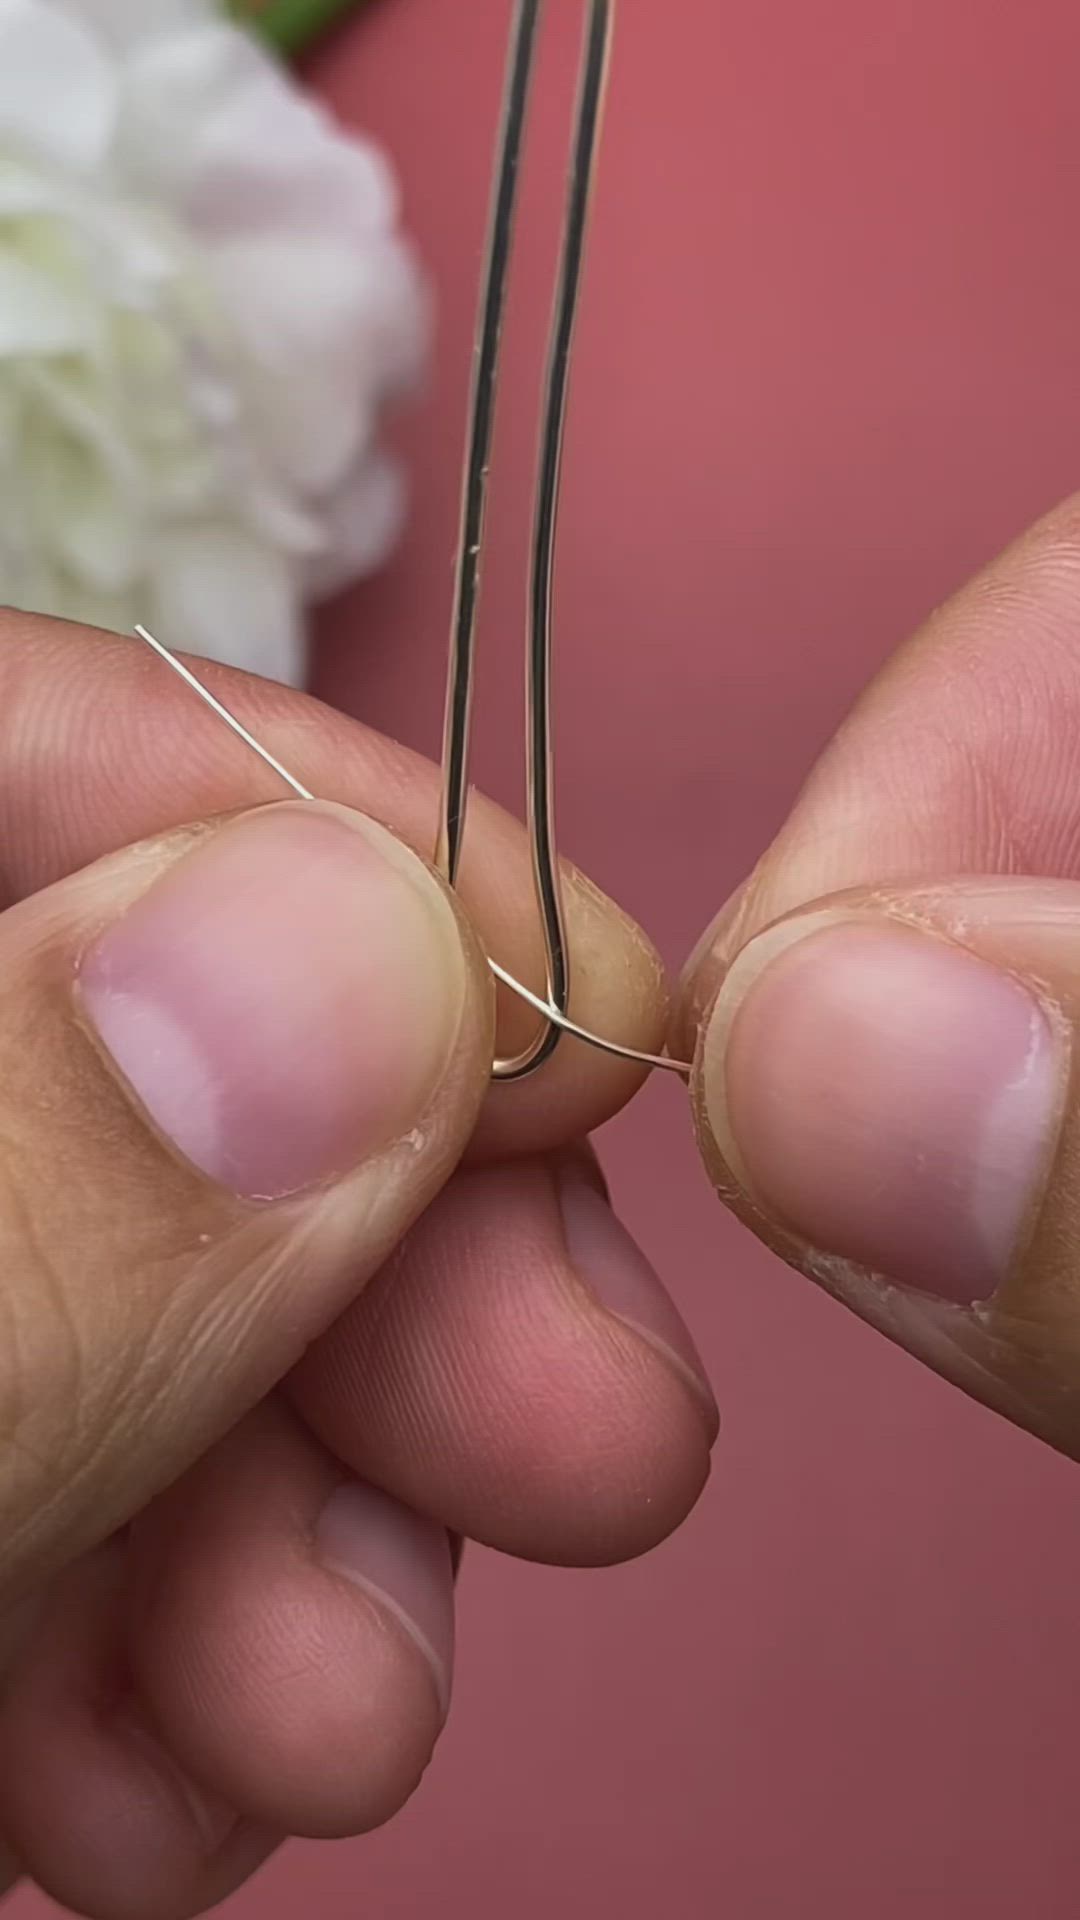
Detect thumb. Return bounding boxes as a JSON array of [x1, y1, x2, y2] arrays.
[[0, 799, 489, 1599], [689, 875, 1080, 1458]]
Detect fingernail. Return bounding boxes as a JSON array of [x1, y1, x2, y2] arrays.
[[705, 918, 1065, 1305], [682, 875, 753, 982], [316, 1483, 454, 1719], [675, 875, 756, 1063], [557, 1164, 718, 1428], [78, 803, 466, 1199]]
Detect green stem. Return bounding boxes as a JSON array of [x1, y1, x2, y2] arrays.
[[233, 0, 365, 58]]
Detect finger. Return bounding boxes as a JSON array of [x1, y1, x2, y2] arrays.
[[290, 1155, 718, 1564], [688, 880, 1080, 1455], [0, 1541, 276, 1920], [0, 611, 668, 1151], [130, 1401, 453, 1840], [0, 798, 489, 1604], [675, 491, 1080, 1054], [678, 494, 1080, 1455]]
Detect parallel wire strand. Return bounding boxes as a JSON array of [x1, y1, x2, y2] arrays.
[[436, 0, 541, 890], [438, 0, 677, 1079], [517, 0, 612, 1077], [437, 0, 572, 1078]]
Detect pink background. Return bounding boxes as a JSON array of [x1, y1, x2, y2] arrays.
[[18, 0, 1080, 1913]]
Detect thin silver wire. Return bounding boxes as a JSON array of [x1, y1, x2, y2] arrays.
[[133, 626, 689, 1079], [436, 0, 540, 891], [135, 627, 314, 802], [438, 0, 587, 1078], [518, 0, 611, 1074]]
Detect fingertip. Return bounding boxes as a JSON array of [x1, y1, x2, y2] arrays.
[[555, 1159, 718, 1440], [292, 1157, 717, 1567], [132, 1409, 453, 1840], [0, 1543, 276, 1920], [315, 1480, 455, 1724]]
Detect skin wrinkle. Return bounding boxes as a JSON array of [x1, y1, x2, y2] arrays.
[[0, 1156, 89, 1514], [145, 1214, 386, 1482], [0, 1048, 261, 1553], [351, 1262, 439, 1470], [864, 601, 1080, 862], [797, 1246, 1060, 1437], [384, 1235, 507, 1457], [242, 1597, 345, 1695], [143, 1241, 290, 1435], [1, 1228, 198, 1586]]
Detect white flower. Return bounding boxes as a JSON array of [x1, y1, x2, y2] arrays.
[[0, 0, 428, 683]]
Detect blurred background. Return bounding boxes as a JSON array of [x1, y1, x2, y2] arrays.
[[19, 0, 1080, 1912]]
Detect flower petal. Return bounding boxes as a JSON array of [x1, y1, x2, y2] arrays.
[[209, 230, 426, 494], [116, 22, 398, 242], [23, 359, 140, 491], [0, 159, 82, 219], [305, 452, 407, 600], [114, 19, 267, 204], [190, 101, 396, 245], [26, 432, 138, 591], [80, 0, 216, 52], [0, 0, 117, 173], [0, 2, 423, 678], [209, 234, 377, 492], [149, 523, 306, 685], [44, 574, 137, 634], [0, 252, 96, 354]]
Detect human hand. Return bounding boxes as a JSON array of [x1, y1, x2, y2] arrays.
[[679, 494, 1080, 1458], [0, 611, 717, 1919]]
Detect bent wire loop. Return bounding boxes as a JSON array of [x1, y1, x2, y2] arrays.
[[135, 0, 691, 1085]]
